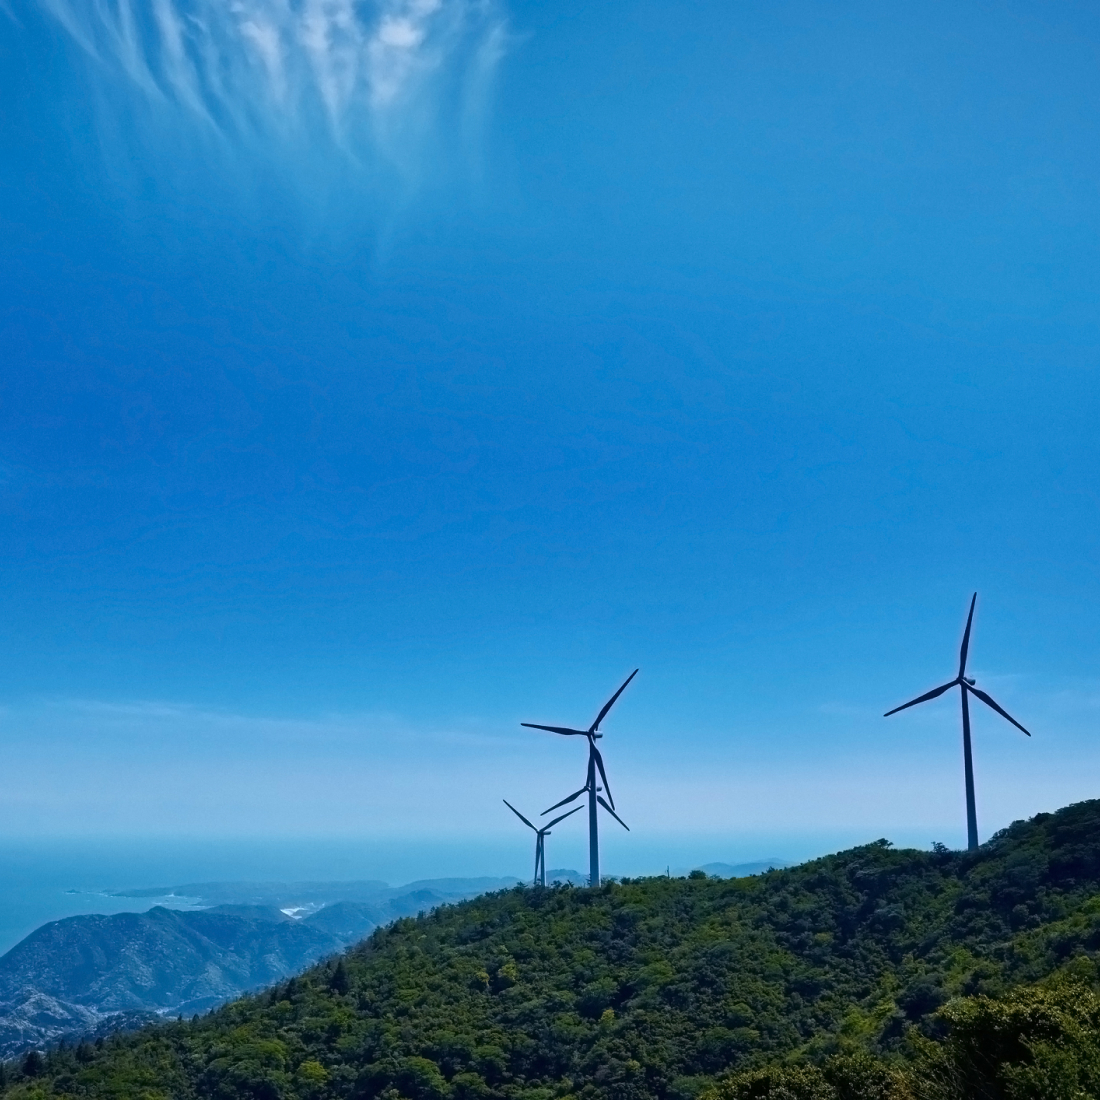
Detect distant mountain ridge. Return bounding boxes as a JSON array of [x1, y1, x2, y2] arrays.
[[0, 906, 353, 1057], [108, 877, 519, 913], [0, 876, 519, 1057], [543, 869, 587, 886], [694, 859, 790, 877]]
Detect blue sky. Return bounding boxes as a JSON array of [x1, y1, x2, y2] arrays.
[[1, 0, 1099, 874]]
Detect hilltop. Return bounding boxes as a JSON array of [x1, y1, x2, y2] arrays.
[[6, 799, 1100, 1099]]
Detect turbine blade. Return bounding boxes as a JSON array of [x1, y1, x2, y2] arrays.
[[597, 795, 630, 831], [503, 799, 537, 831], [959, 593, 977, 679], [884, 679, 957, 717], [541, 785, 589, 815], [966, 684, 1031, 737], [590, 669, 638, 733], [521, 723, 589, 736], [592, 744, 615, 810], [542, 805, 584, 831]]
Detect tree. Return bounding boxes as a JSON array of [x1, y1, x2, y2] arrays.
[[910, 982, 1100, 1100], [329, 958, 350, 994]]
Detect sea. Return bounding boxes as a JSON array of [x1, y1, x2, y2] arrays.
[[0, 826, 945, 956], [0, 835, 529, 955]]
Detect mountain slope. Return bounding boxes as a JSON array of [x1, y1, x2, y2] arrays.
[[0, 906, 344, 1014], [0, 905, 373, 1057], [0, 876, 519, 1057], [6, 800, 1100, 1100]]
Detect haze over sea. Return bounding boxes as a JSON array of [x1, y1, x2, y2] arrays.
[[0, 827, 922, 956], [2, 0, 1100, 929]]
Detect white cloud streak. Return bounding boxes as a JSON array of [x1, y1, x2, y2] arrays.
[[23, 0, 507, 197]]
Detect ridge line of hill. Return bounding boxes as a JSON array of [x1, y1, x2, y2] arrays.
[[5, 798, 1100, 1099]]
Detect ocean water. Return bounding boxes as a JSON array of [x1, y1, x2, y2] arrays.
[[0, 826, 943, 955], [0, 836, 530, 955]]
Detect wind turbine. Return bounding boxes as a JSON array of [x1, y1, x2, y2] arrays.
[[522, 669, 636, 887], [885, 594, 1030, 851], [502, 800, 582, 887]]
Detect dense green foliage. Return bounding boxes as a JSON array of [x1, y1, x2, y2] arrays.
[[911, 980, 1100, 1099], [707, 981, 1100, 1100], [703, 1051, 911, 1100], [7, 799, 1100, 1100]]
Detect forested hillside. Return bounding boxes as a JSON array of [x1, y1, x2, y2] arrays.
[[7, 800, 1100, 1100], [0, 877, 523, 1058]]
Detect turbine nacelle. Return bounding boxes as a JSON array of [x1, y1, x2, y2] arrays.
[[884, 595, 1029, 736], [519, 724, 602, 739]]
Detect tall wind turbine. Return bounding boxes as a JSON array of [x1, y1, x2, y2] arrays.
[[522, 669, 636, 887], [502, 800, 582, 886], [885, 594, 1030, 851]]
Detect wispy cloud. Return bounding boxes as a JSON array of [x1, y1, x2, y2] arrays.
[[22, 0, 508, 204]]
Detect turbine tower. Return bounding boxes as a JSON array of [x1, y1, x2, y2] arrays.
[[522, 670, 636, 887], [884, 593, 1030, 851], [502, 800, 582, 886]]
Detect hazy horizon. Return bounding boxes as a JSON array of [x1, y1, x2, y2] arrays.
[[0, 819, 1037, 955]]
